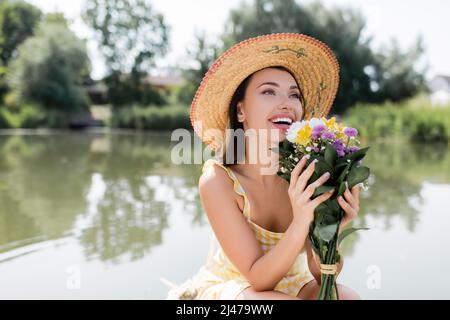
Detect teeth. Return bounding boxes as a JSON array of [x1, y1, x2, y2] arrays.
[[271, 117, 293, 124]]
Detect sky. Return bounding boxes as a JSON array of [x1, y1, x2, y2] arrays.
[[26, 0, 450, 81]]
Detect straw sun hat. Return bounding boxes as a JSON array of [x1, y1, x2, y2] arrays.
[[190, 33, 340, 152]]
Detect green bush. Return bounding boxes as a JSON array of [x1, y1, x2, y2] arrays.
[[0, 103, 61, 129], [342, 99, 450, 144], [409, 109, 450, 143], [0, 107, 12, 128], [110, 105, 191, 130]]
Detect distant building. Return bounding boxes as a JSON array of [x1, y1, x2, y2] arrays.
[[146, 74, 184, 90], [428, 75, 450, 106], [86, 81, 108, 105]]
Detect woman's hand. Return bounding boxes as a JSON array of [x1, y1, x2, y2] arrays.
[[288, 155, 335, 229], [338, 183, 360, 231]]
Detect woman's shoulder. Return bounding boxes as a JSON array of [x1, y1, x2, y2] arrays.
[[198, 160, 245, 221], [199, 159, 247, 207], [199, 159, 233, 190]]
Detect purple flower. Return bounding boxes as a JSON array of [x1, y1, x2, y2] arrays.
[[311, 131, 322, 139], [337, 149, 345, 157], [346, 146, 360, 154], [344, 127, 358, 137], [321, 131, 336, 140], [312, 146, 320, 153], [333, 139, 344, 148], [333, 139, 345, 156], [312, 124, 326, 133]]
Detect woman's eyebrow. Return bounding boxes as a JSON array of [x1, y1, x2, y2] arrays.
[[257, 82, 299, 90]]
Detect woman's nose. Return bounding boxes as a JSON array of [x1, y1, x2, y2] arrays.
[[278, 93, 295, 108], [277, 98, 294, 111]]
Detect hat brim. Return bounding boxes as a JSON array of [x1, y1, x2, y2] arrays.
[[190, 33, 340, 151]]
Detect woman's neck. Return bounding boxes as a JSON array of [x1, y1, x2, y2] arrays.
[[232, 139, 282, 188]]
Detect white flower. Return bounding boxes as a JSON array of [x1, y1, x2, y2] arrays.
[[305, 147, 311, 152], [286, 120, 307, 143], [357, 181, 369, 191], [308, 117, 325, 129]]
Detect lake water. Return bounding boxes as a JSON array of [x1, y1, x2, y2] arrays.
[[0, 129, 449, 299]]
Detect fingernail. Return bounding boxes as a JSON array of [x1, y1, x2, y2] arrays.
[[305, 154, 311, 159], [312, 159, 318, 164]]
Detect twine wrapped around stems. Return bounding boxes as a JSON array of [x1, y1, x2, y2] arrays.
[[312, 247, 341, 276], [320, 263, 338, 275]]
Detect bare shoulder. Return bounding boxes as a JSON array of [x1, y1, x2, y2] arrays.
[[198, 162, 236, 199]]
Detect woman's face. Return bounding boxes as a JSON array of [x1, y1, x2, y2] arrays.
[[236, 67, 304, 144]]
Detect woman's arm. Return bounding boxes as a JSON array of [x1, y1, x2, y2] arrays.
[[248, 218, 310, 291], [199, 165, 309, 292]]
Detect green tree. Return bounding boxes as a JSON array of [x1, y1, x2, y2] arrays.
[[176, 30, 220, 105], [372, 37, 428, 103], [7, 15, 91, 114], [82, 0, 170, 107], [0, 0, 42, 100]]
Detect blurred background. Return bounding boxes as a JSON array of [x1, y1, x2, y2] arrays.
[[0, 0, 449, 299]]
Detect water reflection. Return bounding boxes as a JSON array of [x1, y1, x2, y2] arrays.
[[0, 131, 201, 264]]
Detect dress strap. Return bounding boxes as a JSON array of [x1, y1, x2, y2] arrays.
[[202, 159, 252, 221]]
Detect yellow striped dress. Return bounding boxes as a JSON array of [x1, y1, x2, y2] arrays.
[[162, 158, 315, 299]]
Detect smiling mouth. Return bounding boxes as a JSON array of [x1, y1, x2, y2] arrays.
[[268, 121, 291, 131], [268, 116, 293, 130]]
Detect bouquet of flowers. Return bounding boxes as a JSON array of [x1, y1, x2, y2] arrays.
[[271, 116, 370, 300]]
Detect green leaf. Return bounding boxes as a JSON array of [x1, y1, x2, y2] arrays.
[[336, 163, 350, 184], [324, 143, 338, 167], [344, 146, 370, 162], [314, 159, 334, 178], [314, 203, 330, 222], [337, 181, 346, 196], [282, 139, 295, 153], [335, 162, 349, 170], [317, 222, 339, 242], [325, 198, 340, 213], [338, 227, 370, 246], [347, 166, 370, 189], [323, 214, 338, 225], [312, 185, 335, 197]]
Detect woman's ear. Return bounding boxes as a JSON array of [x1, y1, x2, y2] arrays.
[[237, 102, 245, 122]]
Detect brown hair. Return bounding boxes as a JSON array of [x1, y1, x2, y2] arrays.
[[220, 66, 305, 166]]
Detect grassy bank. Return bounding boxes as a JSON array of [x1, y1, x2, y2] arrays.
[[0, 104, 86, 129], [0, 104, 48, 128], [3, 97, 450, 147], [109, 104, 190, 130], [342, 96, 450, 145]]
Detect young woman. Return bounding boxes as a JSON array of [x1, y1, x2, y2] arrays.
[[165, 33, 361, 300]]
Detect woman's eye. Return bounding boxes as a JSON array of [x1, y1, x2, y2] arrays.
[[262, 90, 300, 99], [262, 89, 275, 95]]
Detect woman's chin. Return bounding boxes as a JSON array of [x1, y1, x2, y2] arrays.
[[267, 127, 287, 140], [269, 133, 286, 145]]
